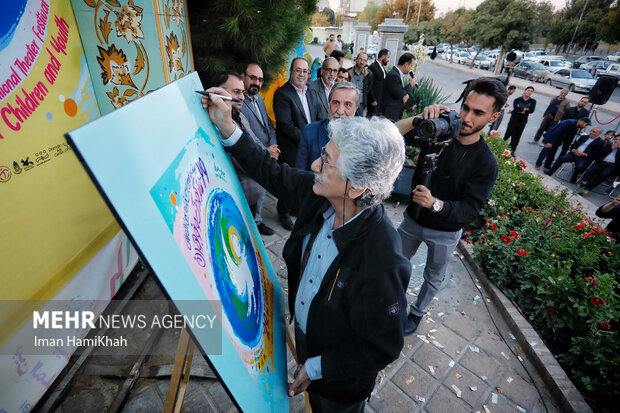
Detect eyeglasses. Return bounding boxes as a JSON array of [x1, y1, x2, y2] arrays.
[[323, 68, 338, 74], [245, 74, 264, 83], [292, 68, 309, 75], [319, 146, 338, 173]]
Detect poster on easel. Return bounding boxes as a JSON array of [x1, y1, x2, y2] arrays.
[[66, 71, 289, 412]]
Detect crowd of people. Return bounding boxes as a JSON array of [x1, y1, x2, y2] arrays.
[[199, 40, 618, 410]]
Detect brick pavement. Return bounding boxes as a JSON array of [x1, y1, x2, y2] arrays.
[[52, 194, 561, 413]]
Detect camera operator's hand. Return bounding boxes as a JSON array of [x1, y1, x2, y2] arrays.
[[421, 104, 450, 120], [412, 185, 441, 210]]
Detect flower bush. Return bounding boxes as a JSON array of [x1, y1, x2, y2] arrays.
[[470, 134, 620, 412]]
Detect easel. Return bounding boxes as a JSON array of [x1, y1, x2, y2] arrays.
[[165, 325, 311, 412]]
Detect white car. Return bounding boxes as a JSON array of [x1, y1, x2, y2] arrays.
[[539, 58, 572, 73], [465, 55, 493, 69], [606, 52, 620, 62], [454, 52, 471, 64], [547, 69, 597, 93]]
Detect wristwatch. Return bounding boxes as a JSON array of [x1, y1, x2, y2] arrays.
[[432, 198, 442, 213]]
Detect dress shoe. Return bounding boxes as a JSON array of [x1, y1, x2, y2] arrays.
[[257, 222, 275, 236], [403, 313, 423, 336], [279, 215, 294, 231], [543, 168, 553, 175]]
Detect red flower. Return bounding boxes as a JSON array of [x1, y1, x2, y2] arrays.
[[585, 276, 598, 288], [501, 235, 512, 244], [517, 249, 528, 256], [559, 209, 564, 213], [581, 232, 591, 238], [590, 297, 606, 306], [546, 306, 555, 314], [509, 231, 520, 239], [573, 222, 585, 230], [592, 229, 600, 235], [491, 223, 497, 231], [597, 321, 611, 331], [519, 160, 526, 168]]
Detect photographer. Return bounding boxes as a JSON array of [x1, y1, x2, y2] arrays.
[[396, 77, 504, 335]]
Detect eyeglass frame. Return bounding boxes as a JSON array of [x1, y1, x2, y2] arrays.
[[319, 145, 338, 173], [244, 73, 264, 83], [291, 68, 309, 75]]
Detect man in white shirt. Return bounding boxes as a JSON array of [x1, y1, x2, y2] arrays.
[[308, 57, 339, 121], [547, 127, 604, 182], [578, 135, 620, 194]]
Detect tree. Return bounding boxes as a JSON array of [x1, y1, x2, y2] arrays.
[[375, 0, 436, 27], [440, 8, 472, 62], [548, 15, 577, 51], [597, 6, 620, 44], [535, 1, 554, 37], [548, 0, 614, 49], [357, 2, 381, 30], [188, 0, 316, 85], [321, 7, 336, 26], [312, 12, 330, 26], [405, 18, 443, 45], [467, 0, 538, 74]]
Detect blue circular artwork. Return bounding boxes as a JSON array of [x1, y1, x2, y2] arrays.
[[0, 0, 27, 52]]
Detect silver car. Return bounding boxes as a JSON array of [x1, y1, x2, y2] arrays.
[[547, 69, 597, 93]]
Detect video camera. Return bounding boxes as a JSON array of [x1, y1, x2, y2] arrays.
[[409, 110, 462, 146], [408, 110, 462, 219]]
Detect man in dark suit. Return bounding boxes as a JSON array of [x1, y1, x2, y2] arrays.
[[558, 96, 590, 158], [367, 48, 390, 117], [296, 82, 359, 171], [273, 57, 316, 230], [241, 63, 280, 235], [547, 127, 604, 182], [308, 57, 339, 121], [380, 52, 417, 121], [578, 135, 620, 194]]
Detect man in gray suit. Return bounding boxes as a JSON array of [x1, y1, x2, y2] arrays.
[[308, 57, 339, 121], [240, 63, 280, 235]]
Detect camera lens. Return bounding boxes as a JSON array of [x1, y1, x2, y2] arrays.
[[418, 121, 437, 139]]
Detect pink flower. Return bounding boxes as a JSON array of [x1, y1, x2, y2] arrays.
[[590, 297, 606, 306], [597, 321, 611, 330]]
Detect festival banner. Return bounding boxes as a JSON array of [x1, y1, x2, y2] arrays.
[[66, 72, 289, 412], [71, 0, 194, 114]]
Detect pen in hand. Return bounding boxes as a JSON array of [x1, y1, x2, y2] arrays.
[[195, 90, 241, 103]]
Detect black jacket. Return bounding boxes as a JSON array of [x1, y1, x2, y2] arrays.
[[273, 81, 317, 166], [368, 60, 387, 109], [380, 66, 412, 121], [407, 137, 499, 231], [570, 135, 605, 160], [227, 132, 410, 403], [596, 204, 620, 242]]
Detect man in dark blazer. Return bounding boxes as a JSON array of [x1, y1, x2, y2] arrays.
[[381, 52, 418, 121], [547, 127, 605, 182], [273, 57, 316, 230], [308, 57, 339, 121], [296, 82, 359, 171], [578, 135, 620, 194], [241, 63, 280, 235], [367, 48, 390, 117]]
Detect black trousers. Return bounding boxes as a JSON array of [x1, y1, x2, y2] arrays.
[[504, 119, 527, 153], [581, 161, 617, 190], [294, 324, 365, 413]]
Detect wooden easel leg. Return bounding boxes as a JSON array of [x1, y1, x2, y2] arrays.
[[164, 328, 193, 413], [285, 323, 312, 413]]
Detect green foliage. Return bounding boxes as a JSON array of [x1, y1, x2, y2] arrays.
[[597, 6, 620, 44], [440, 8, 472, 46], [405, 19, 443, 45], [548, 0, 614, 47], [535, 1, 554, 37], [188, 0, 316, 85], [356, 2, 381, 30], [468, 0, 538, 51], [402, 76, 449, 118], [320, 7, 336, 26], [471, 135, 620, 412]]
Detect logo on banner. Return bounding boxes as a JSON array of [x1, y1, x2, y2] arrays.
[[21, 157, 34, 171], [0, 166, 11, 182], [13, 161, 22, 174]]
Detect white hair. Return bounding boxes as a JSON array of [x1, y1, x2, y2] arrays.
[[329, 117, 405, 207]]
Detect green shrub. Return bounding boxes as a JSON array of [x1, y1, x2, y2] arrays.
[[470, 134, 620, 412]]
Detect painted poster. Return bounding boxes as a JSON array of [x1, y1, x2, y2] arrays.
[[71, 0, 194, 114], [66, 72, 288, 412]]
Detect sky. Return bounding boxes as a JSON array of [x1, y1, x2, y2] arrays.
[[433, 0, 568, 16]]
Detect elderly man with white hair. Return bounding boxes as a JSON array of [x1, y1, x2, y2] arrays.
[[203, 89, 410, 412]]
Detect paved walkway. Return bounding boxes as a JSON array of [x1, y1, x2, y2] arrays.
[[51, 194, 560, 413]]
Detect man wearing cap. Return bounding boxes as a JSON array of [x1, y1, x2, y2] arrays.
[[535, 117, 591, 172]]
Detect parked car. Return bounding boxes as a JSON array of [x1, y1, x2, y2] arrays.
[[600, 63, 620, 85], [547, 69, 597, 92], [606, 52, 620, 62], [572, 55, 603, 69], [454, 51, 471, 64], [540, 58, 572, 72], [464, 55, 492, 69], [512, 61, 549, 82], [581, 60, 612, 76]]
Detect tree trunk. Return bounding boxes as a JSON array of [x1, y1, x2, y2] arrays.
[[469, 48, 482, 69], [494, 46, 506, 75], [450, 44, 454, 63]]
